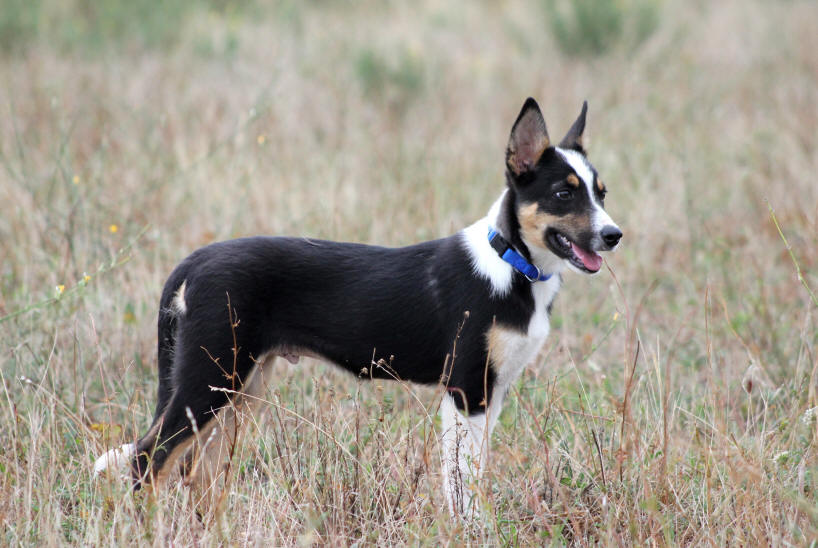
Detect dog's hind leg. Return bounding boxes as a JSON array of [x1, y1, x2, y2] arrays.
[[181, 356, 271, 512], [131, 317, 261, 490]]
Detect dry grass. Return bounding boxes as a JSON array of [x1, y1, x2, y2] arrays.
[[1, 0, 817, 545]]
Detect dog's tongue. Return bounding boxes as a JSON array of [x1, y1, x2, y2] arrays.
[[571, 243, 602, 272]]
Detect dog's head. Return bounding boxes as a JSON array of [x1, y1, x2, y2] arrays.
[[505, 98, 621, 275]]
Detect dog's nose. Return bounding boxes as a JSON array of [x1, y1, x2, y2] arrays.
[[601, 226, 622, 248]]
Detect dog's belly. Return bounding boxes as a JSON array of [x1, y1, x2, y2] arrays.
[[277, 325, 453, 383]]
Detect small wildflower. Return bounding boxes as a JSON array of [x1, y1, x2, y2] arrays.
[[109, 224, 119, 233], [72, 175, 80, 185], [56, 284, 65, 294], [257, 134, 266, 145], [123, 302, 136, 324], [83, 273, 91, 283], [613, 312, 619, 321], [773, 451, 792, 465], [802, 407, 817, 425]]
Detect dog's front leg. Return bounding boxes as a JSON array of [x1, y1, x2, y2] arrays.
[[439, 394, 501, 517]]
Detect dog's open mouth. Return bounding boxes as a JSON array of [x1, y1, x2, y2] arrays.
[[547, 230, 603, 273]]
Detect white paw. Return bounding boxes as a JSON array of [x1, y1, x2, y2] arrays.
[[93, 443, 135, 479]]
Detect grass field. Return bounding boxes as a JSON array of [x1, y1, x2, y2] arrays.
[[1, 0, 817, 544]]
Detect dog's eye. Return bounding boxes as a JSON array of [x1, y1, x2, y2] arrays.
[[554, 190, 573, 201]]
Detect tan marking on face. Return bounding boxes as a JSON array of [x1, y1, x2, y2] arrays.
[[566, 174, 580, 187], [517, 202, 593, 249], [518, 202, 558, 249], [596, 177, 606, 193]]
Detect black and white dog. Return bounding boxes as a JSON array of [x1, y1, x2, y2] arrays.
[[94, 98, 621, 515]]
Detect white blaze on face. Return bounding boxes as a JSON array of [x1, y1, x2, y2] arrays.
[[555, 147, 619, 239]]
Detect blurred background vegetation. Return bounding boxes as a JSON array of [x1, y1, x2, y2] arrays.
[[1, 0, 661, 56], [1, 0, 816, 544]]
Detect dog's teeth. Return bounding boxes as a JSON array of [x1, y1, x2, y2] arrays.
[[557, 234, 569, 246]]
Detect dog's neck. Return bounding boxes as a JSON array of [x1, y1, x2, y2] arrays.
[[488, 188, 565, 277], [494, 188, 527, 259]]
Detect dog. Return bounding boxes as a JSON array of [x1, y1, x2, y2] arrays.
[[94, 98, 622, 516]]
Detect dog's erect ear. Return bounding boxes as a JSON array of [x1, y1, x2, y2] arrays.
[[559, 101, 588, 152], [506, 98, 550, 176]]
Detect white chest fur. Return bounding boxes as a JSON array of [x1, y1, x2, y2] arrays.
[[486, 277, 560, 391]]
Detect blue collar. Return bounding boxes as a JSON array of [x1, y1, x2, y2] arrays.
[[487, 227, 552, 282]]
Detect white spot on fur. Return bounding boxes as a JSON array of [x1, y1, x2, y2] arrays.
[[172, 280, 187, 315], [460, 191, 513, 296], [93, 443, 135, 478]]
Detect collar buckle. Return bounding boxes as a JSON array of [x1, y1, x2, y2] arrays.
[[524, 266, 542, 283], [488, 229, 509, 256]]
